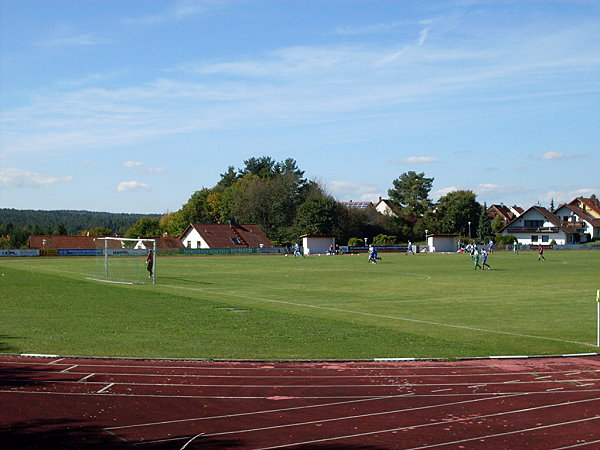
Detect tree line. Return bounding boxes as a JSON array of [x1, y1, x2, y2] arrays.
[[1, 156, 510, 249], [0, 209, 158, 249], [123, 156, 501, 247]]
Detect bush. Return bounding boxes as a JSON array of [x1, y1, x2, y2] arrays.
[[373, 234, 397, 246], [347, 237, 364, 246]]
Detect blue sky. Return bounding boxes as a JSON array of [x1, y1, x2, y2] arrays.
[[1, 0, 599, 214]]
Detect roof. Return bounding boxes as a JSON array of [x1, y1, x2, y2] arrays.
[[499, 206, 579, 234], [487, 204, 521, 221], [183, 223, 272, 248], [339, 201, 374, 209], [568, 197, 600, 218], [28, 235, 183, 249], [555, 204, 600, 228]]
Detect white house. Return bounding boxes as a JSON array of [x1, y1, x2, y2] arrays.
[[300, 235, 336, 255], [427, 235, 457, 253], [180, 223, 272, 249], [500, 206, 580, 245], [374, 198, 398, 217]]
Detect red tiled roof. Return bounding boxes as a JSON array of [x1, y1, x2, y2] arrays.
[[28, 235, 183, 249], [184, 223, 272, 248], [569, 197, 600, 218]]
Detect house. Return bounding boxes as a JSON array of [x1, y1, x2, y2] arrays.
[[500, 206, 581, 245], [299, 235, 336, 255], [374, 197, 398, 217], [568, 197, 600, 218], [180, 222, 272, 249], [486, 204, 523, 224], [554, 201, 600, 241]]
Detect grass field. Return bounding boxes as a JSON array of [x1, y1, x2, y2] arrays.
[[1, 250, 599, 360]]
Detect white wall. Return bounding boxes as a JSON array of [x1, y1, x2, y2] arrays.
[[427, 236, 456, 252], [181, 228, 208, 249], [302, 236, 335, 255]]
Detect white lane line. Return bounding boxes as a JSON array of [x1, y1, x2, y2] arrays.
[[61, 365, 78, 373], [251, 397, 600, 450], [48, 358, 65, 364], [78, 373, 95, 382], [408, 415, 600, 449], [97, 383, 114, 394], [136, 393, 523, 446], [552, 438, 600, 449]]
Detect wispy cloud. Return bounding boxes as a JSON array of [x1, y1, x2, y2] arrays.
[[392, 156, 440, 164], [35, 25, 109, 48], [123, 0, 222, 25], [0, 168, 73, 188], [334, 21, 406, 36], [116, 181, 150, 192], [123, 161, 145, 168], [327, 181, 381, 202], [539, 151, 587, 160]]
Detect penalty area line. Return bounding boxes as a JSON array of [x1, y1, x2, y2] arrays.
[[160, 284, 596, 348]]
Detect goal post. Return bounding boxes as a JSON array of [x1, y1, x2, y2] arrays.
[[89, 237, 157, 285]]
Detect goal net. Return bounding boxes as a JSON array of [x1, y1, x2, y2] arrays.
[[89, 237, 157, 285]]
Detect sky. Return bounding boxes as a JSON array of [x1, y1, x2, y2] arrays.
[[1, 0, 599, 214]]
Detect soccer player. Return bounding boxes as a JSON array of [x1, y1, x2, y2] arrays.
[[481, 249, 491, 270], [538, 244, 545, 261], [293, 242, 305, 258], [146, 250, 154, 278], [473, 248, 482, 270], [406, 241, 414, 255]]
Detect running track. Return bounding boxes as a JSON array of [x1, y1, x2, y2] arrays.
[[1, 354, 600, 449]]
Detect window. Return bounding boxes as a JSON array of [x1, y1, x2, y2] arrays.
[[542, 236, 549, 242], [230, 237, 241, 245], [187, 241, 191, 248], [525, 220, 544, 228], [531, 235, 538, 242], [197, 241, 202, 248]]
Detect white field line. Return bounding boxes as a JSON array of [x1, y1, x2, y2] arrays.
[[253, 397, 600, 450], [161, 283, 597, 347], [97, 383, 114, 394], [8, 264, 596, 347]]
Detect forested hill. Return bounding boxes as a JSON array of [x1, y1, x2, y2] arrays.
[[0, 209, 160, 236]]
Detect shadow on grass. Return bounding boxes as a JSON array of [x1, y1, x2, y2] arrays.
[[159, 276, 212, 286], [0, 334, 20, 353]]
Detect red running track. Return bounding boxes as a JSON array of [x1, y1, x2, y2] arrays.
[[1, 355, 599, 449]]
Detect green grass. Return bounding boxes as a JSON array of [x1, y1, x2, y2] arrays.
[[1, 250, 599, 359]]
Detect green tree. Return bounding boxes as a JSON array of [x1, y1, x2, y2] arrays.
[[388, 171, 434, 218], [293, 193, 340, 236], [434, 190, 481, 237], [491, 216, 504, 234], [372, 234, 397, 245], [125, 217, 162, 238], [477, 207, 493, 243]]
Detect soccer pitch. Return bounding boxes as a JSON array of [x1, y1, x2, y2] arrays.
[[1, 250, 598, 360]]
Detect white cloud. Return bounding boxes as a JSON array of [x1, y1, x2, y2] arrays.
[[116, 181, 151, 192], [35, 25, 108, 48], [392, 156, 439, 164], [0, 168, 73, 188], [432, 186, 460, 200], [327, 181, 381, 202], [148, 167, 167, 174], [540, 151, 587, 160], [123, 161, 145, 168]]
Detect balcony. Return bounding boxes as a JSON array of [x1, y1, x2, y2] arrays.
[[505, 226, 559, 234]]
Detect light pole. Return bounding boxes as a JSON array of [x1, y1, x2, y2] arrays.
[[425, 229, 428, 243], [468, 221, 471, 239]]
